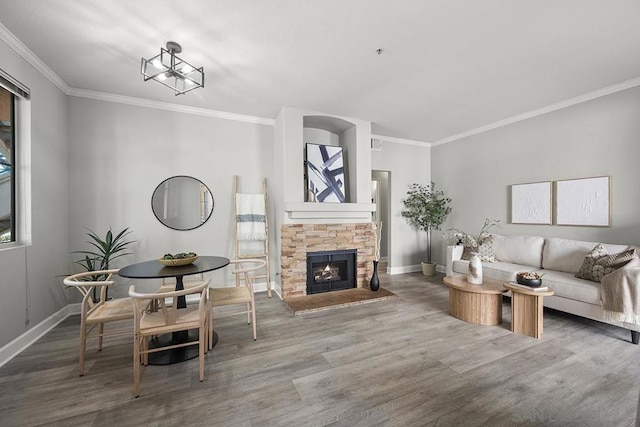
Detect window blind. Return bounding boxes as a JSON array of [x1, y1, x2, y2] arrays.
[[0, 68, 30, 100]]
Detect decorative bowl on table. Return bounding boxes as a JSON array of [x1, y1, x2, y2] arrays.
[[516, 271, 543, 287], [158, 252, 198, 266]]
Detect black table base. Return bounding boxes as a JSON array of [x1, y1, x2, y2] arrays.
[[147, 329, 218, 365]]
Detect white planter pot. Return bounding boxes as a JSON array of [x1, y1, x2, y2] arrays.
[[421, 262, 436, 276]]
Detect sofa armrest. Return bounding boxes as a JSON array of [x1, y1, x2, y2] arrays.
[[446, 245, 464, 276]]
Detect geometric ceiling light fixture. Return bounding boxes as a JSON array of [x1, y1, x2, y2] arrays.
[[141, 41, 205, 95]]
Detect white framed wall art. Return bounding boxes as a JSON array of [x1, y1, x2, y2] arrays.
[[510, 181, 552, 225], [555, 176, 610, 227]]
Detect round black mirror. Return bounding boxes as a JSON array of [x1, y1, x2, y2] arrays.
[[151, 176, 214, 230]]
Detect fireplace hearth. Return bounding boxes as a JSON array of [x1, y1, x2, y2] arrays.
[[306, 249, 356, 294]]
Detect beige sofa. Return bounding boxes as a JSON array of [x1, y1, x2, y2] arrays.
[[446, 234, 640, 344]]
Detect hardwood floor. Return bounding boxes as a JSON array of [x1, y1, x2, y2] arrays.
[[1, 272, 639, 426]]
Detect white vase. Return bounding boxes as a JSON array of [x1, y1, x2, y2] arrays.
[[467, 252, 483, 284]]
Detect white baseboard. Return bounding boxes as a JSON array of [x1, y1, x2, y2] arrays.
[[0, 303, 80, 369], [387, 264, 446, 275], [387, 264, 422, 275], [254, 280, 281, 297]]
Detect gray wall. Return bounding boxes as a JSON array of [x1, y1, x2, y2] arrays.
[[372, 142, 431, 272], [67, 97, 273, 297], [0, 40, 70, 348], [431, 85, 640, 266]]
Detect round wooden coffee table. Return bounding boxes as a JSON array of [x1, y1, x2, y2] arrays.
[[443, 276, 507, 326]]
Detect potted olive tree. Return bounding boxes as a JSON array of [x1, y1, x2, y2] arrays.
[[401, 182, 452, 276]]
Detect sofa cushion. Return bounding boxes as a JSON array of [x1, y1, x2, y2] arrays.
[[452, 260, 540, 284], [491, 234, 545, 268], [542, 238, 628, 274], [540, 270, 601, 305]]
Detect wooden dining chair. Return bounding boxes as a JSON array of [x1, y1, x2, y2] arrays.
[[151, 273, 205, 311], [128, 279, 210, 397], [208, 259, 266, 350], [63, 269, 133, 376]]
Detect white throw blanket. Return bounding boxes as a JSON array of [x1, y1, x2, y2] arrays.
[[601, 255, 640, 325], [236, 193, 266, 241]]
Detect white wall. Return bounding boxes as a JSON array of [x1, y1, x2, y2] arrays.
[[303, 128, 339, 146], [432, 85, 640, 266], [371, 142, 431, 273], [67, 97, 273, 298], [0, 40, 70, 348]]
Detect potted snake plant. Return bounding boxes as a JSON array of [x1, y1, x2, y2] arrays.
[[72, 227, 135, 300]]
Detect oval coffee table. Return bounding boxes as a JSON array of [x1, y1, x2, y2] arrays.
[[443, 275, 507, 326]]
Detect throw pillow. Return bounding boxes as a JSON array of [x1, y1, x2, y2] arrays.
[[575, 244, 629, 282], [477, 242, 496, 262], [597, 248, 636, 269], [461, 243, 495, 262]]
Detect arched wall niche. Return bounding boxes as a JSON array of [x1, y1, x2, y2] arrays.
[[303, 115, 357, 203]]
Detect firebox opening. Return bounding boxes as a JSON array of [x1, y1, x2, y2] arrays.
[[306, 249, 357, 294]]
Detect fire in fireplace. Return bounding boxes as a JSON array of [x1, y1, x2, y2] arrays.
[[306, 249, 356, 294]]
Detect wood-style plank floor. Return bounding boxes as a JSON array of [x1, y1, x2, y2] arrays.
[[1, 272, 639, 426]]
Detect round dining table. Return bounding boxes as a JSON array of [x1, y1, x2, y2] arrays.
[[119, 256, 230, 365]]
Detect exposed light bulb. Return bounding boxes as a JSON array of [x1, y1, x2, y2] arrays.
[[157, 73, 168, 81], [152, 58, 163, 68], [181, 65, 194, 74]]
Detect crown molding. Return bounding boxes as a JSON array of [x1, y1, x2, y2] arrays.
[[371, 134, 431, 148], [0, 22, 69, 95], [432, 76, 640, 147], [67, 88, 275, 126]]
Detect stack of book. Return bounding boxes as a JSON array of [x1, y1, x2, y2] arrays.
[[508, 281, 549, 292]]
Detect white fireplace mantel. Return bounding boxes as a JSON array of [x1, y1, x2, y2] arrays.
[[285, 202, 375, 221]]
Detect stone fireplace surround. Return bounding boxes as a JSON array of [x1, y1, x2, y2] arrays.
[[280, 223, 376, 298]]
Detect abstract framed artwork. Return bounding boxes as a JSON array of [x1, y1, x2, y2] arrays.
[[555, 176, 610, 227], [510, 181, 552, 224], [305, 143, 345, 203]]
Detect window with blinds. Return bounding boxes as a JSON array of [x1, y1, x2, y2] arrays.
[[0, 68, 29, 245], [0, 87, 15, 243]]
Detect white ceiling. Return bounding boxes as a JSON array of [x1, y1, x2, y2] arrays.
[[2, 0, 640, 143]]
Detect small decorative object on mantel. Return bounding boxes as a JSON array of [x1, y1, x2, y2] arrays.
[[370, 221, 383, 291], [158, 252, 198, 266], [467, 252, 483, 284]]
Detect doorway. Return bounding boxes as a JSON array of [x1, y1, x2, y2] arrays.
[[371, 170, 390, 263]]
